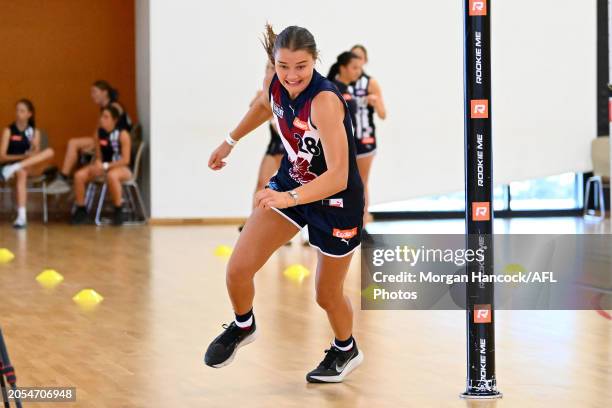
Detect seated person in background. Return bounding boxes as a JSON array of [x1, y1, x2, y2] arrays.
[[0, 99, 55, 228], [47, 80, 131, 194], [70, 106, 131, 226]]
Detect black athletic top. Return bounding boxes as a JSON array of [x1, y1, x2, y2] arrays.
[[98, 127, 122, 163], [332, 79, 358, 131], [6, 122, 35, 155], [351, 73, 375, 139]]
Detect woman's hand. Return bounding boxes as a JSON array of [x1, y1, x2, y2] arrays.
[[208, 141, 233, 171], [254, 188, 291, 209]]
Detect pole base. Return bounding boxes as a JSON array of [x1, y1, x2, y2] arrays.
[[460, 391, 503, 399]]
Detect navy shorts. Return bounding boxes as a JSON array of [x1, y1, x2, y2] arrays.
[[355, 133, 377, 158], [268, 180, 363, 258]]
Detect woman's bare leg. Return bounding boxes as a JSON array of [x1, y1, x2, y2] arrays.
[[227, 207, 300, 314], [12, 169, 28, 227], [61, 137, 95, 176], [73, 165, 102, 206], [357, 155, 375, 226], [314, 251, 355, 341], [14, 169, 27, 208], [106, 167, 132, 206], [21, 148, 54, 168], [1, 148, 54, 181]]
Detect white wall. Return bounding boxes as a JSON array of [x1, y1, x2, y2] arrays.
[[135, 0, 150, 210], [147, 0, 597, 219]]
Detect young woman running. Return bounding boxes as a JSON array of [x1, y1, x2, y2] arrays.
[[349, 44, 386, 226], [47, 80, 132, 194], [205, 25, 365, 383], [70, 106, 132, 226], [0, 99, 55, 228]]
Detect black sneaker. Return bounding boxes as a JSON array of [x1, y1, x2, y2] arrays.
[[70, 207, 88, 225], [112, 206, 125, 226], [306, 344, 364, 383], [204, 320, 257, 368]]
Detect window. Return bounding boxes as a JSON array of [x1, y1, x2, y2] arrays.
[[370, 186, 506, 212], [509, 173, 582, 210], [370, 173, 582, 213]]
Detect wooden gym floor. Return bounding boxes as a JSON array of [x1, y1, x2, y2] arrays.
[[0, 217, 610, 407]]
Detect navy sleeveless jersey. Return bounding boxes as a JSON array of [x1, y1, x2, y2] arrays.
[[7, 123, 35, 155], [331, 79, 358, 132], [268, 70, 364, 215], [98, 127, 122, 163], [351, 73, 375, 139]]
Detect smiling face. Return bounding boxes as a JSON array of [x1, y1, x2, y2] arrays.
[[274, 48, 316, 98]]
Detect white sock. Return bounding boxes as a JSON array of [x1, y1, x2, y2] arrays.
[[2, 163, 22, 180], [235, 315, 253, 328], [333, 339, 354, 352], [14, 207, 26, 225]]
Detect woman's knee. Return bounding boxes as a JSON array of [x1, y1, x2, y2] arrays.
[[107, 169, 120, 183], [16, 168, 28, 179], [108, 167, 130, 183], [226, 256, 257, 286], [315, 288, 341, 311], [73, 168, 89, 183], [67, 138, 78, 151]]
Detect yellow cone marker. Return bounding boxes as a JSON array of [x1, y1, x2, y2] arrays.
[[504, 263, 526, 274], [283, 264, 311, 283], [0, 248, 15, 264], [214, 245, 233, 257], [36, 269, 64, 289], [73, 289, 104, 309], [504, 263, 526, 288], [361, 283, 383, 302]]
